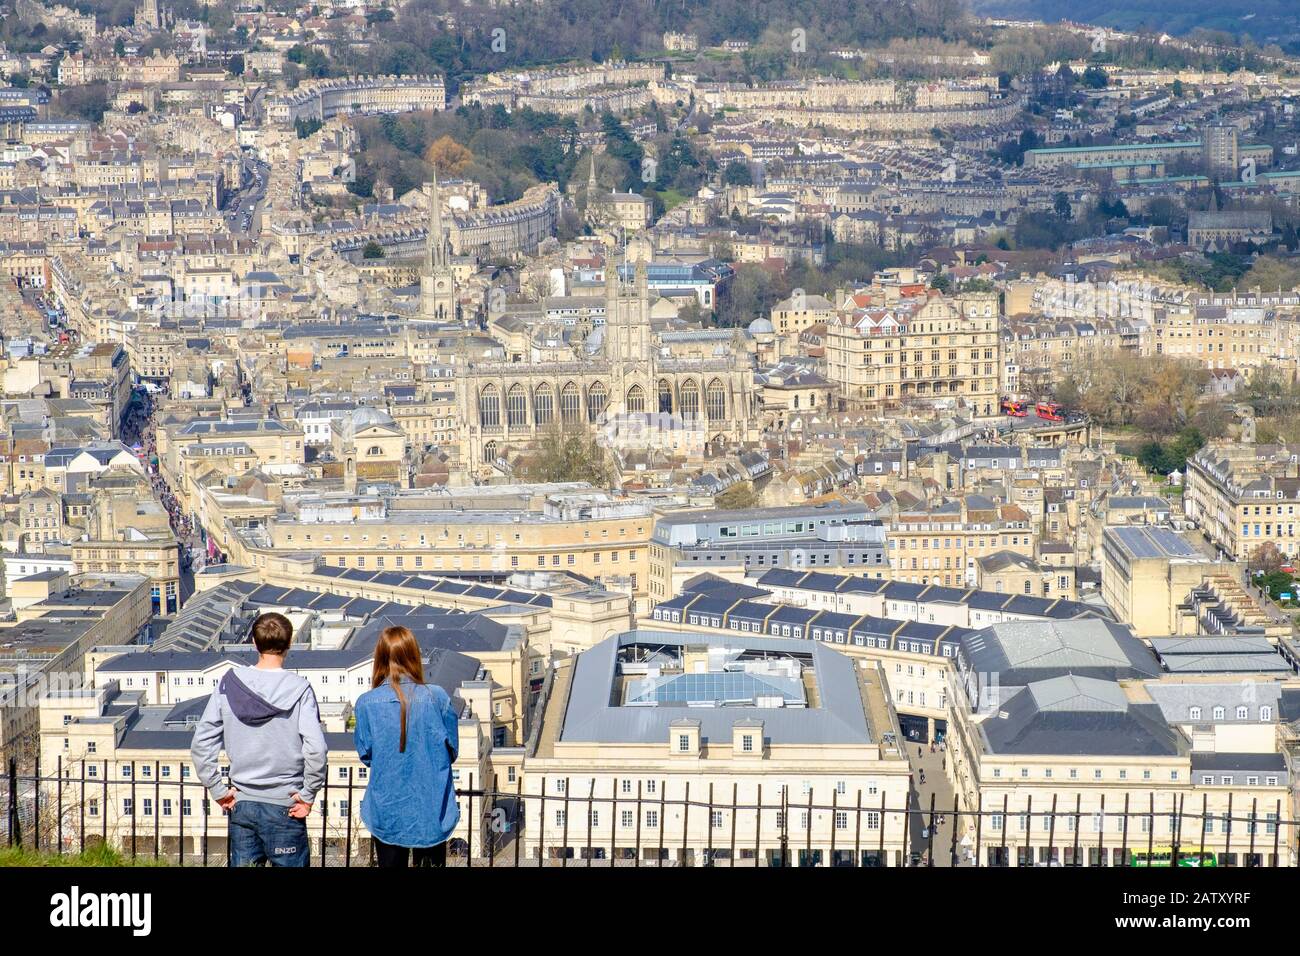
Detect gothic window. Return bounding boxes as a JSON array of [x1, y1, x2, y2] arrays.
[[680, 379, 700, 419], [560, 382, 581, 423], [587, 382, 607, 422], [483, 440, 497, 464], [507, 384, 527, 427], [658, 379, 673, 414], [626, 384, 645, 413], [478, 385, 500, 428], [706, 379, 726, 421], [534, 383, 554, 426]]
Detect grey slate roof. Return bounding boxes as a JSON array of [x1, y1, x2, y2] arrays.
[[959, 619, 1161, 685], [980, 675, 1183, 757]]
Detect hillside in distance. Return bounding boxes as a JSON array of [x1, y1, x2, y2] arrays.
[[969, 0, 1299, 50]]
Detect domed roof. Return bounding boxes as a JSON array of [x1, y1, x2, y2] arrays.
[[748, 317, 774, 335], [352, 406, 395, 428]]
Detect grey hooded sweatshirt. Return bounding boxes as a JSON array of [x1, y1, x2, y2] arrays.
[[190, 666, 328, 807]]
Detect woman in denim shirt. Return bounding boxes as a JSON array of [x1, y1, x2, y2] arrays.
[[355, 626, 461, 866]]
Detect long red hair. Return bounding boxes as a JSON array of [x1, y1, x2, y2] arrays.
[[371, 625, 425, 753]]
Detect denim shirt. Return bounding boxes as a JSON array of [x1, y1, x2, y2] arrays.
[[355, 679, 461, 848]]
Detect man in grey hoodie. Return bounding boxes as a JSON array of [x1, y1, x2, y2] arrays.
[[191, 612, 328, 867]]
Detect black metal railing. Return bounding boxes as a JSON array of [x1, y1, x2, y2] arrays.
[[3, 757, 1296, 867]]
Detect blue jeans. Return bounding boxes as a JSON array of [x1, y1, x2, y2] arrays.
[[228, 799, 309, 868]]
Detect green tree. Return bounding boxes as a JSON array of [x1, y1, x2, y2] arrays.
[[723, 160, 752, 186], [520, 426, 612, 486], [715, 483, 760, 510], [1053, 191, 1072, 220], [56, 83, 110, 123], [362, 241, 384, 259], [1082, 65, 1108, 89]]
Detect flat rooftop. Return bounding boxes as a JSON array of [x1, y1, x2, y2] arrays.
[[542, 629, 888, 751], [1106, 525, 1204, 561]]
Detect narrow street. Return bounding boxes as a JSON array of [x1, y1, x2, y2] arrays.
[[121, 387, 215, 606], [905, 740, 975, 867]]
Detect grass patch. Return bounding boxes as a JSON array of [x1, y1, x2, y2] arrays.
[[654, 188, 688, 212], [0, 843, 166, 867]]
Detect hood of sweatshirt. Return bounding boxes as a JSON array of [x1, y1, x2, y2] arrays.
[[220, 667, 311, 726]]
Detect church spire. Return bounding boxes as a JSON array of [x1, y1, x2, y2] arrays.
[[420, 167, 456, 322], [426, 167, 448, 271]]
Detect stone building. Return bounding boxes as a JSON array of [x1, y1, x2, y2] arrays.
[[455, 245, 757, 472]]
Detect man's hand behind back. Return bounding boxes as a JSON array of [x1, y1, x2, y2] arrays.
[[288, 793, 313, 819], [217, 791, 237, 811]]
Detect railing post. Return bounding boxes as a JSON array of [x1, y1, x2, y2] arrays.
[[1171, 793, 1183, 866], [584, 777, 594, 867], [1071, 794, 1081, 867], [949, 792, 960, 866], [1272, 799, 1282, 867], [634, 780, 642, 869], [154, 760, 161, 860], [609, 777, 617, 866], [345, 768, 354, 869], [1097, 794, 1106, 867], [6, 756, 17, 848], [560, 776, 571, 868], [925, 790, 936, 868], [899, 792, 908, 866], [1248, 797, 1258, 866], [1146, 792, 1155, 866], [779, 785, 787, 868], [827, 788, 837, 868], [1119, 792, 1129, 865], [33, 751, 40, 853], [130, 759, 137, 860], [1198, 792, 1208, 865], [513, 776, 522, 868], [705, 782, 715, 867], [538, 776, 547, 866], [79, 760, 86, 856], [466, 773, 475, 867], [878, 790, 886, 867], [728, 783, 738, 868], [657, 780, 666, 866], [488, 773, 498, 868], [1224, 792, 1233, 864], [202, 778, 210, 867], [1046, 793, 1058, 867], [58, 755, 66, 855], [323, 763, 335, 867], [999, 794, 1008, 868], [681, 780, 690, 868], [805, 787, 813, 868], [1024, 795, 1033, 868], [853, 789, 862, 868]]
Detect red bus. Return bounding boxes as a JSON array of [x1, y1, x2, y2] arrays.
[[1000, 398, 1027, 417], [1035, 401, 1065, 422]]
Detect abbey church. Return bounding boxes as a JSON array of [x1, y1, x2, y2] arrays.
[[417, 171, 757, 473]]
